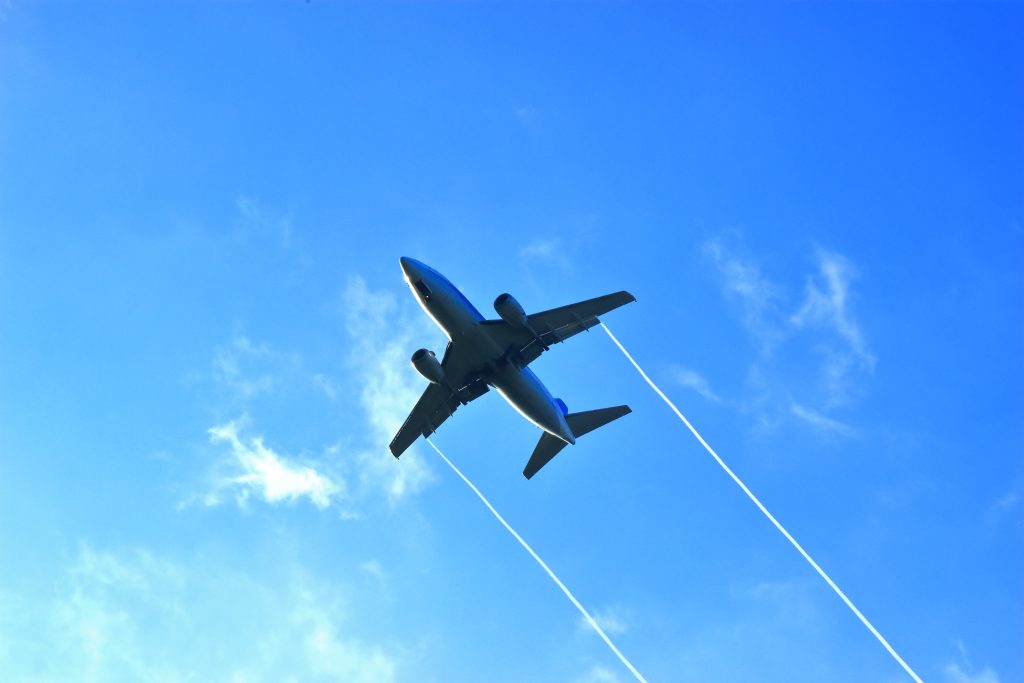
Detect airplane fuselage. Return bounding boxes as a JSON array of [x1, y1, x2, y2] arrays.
[[400, 257, 576, 445]]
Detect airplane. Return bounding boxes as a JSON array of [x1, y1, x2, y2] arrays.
[[390, 257, 636, 479]]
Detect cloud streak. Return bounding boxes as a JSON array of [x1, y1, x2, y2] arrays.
[[791, 249, 875, 406], [790, 403, 855, 437], [0, 544, 399, 683], [212, 335, 277, 400], [205, 415, 343, 509], [520, 237, 573, 270], [703, 236, 874, 433], [703, 236, 785, 354], [670, 365, 720, 402]]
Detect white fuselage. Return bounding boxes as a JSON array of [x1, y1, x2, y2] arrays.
[[400, 257, 575, 445]]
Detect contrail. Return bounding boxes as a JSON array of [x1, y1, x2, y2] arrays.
[[601, 323, 924, 683], [425, 438, 649, 683]]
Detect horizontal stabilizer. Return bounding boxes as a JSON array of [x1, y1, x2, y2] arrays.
[[565, 405, 631, 438], [523, 433, 570, 480], [523, 405, 631, 479]]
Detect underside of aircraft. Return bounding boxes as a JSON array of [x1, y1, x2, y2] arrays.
[[390, 257, 635, 478]]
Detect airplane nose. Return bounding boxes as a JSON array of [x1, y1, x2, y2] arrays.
[[399, 256, 417, 279]]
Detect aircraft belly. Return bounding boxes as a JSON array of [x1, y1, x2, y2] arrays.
[[490, 366, 569, 440]]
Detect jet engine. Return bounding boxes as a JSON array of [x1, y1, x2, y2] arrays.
[[494, 293, 527, 327], [411, 348, 445, 384]]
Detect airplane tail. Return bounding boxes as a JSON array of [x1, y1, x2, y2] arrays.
[[523, 405, 631, 479]]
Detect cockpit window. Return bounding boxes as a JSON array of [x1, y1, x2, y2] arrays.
[[414, 280, 432, 300]]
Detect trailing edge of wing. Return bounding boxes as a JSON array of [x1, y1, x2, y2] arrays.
[[389, 382, 459, 458]]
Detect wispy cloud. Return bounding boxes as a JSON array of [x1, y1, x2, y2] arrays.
[[790, 403, 855, 437], [212, 335, 279, 400], [791, 249, 876, 406], [703, 235, 785, 354], [515, 104, 537, 120], [573, 665, 623, 683], [520, 236, 573, 270], [312, 372, 339, 401], [670, 365, 720, 402], [295, 591, 397, 683], [702, 235, 875, 435], [989, 490, 1021, 526], [945, 664, 1001, 683], [204, 414, 343, 509], [190, 276, 441, 514], [235, 195, 295, 249], [791, 250, 871, 359], [580, 607, 628, 636], [943, 641, 1001, 683], [0, 544, 399, 682]]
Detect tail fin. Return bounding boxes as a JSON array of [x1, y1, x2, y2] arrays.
[[523, 405, 631, 479]]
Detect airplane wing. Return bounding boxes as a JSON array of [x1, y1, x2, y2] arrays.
[[482, 291, 636, 367], [389, 342, 489, 458]]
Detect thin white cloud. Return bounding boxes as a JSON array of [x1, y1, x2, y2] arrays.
[[210, 335, 303, 402], [312, 372, 339, 401], [945, 641, 1002, 683], [192, 276, 441, 514], [235, 195, 295, 249], [703, 235, 785, 354], [670, 365, 720, 402], [703, 236, 875, 433], [360, 560, 386, 585], [790, 403, 855, 437], [213, 335, 276, 399], [520, 236, 572, 269], [993, 492, 1018, 511], [515, 104, 537, 120], [573, 665, 622, 683], [791, 249, 872, 362], [0, 544, 400, 682], [791, 249, 876, 405], [295, 593, 396, 683], [989, 490, 1021, 526], [580, 608, 628, 636], [206, 415, 343, 509], [944, 662, 1001, 683]]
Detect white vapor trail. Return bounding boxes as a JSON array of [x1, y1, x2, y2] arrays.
[[425, 438, 649, 683], [601, 323, 924, 683]]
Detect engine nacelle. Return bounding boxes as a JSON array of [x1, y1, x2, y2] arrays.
[[411, 348, 445, 384], [494, 292, 528, 327]]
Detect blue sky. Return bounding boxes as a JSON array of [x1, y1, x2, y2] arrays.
[[1, 3, 1021, 682]]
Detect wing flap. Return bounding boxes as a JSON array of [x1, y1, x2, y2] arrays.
[[389, 382, 460, 457]]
